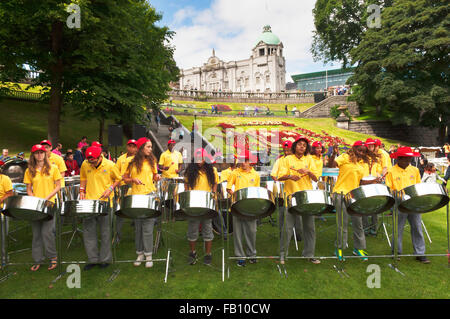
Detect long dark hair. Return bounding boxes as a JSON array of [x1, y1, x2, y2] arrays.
[[347, 146, 370, 164], [28, 152, 52, 178], [291, 139, 310, 156], [126, 143, 156, 174], [185, 161, 216, 190]]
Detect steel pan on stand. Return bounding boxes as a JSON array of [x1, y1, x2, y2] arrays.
[[215, 182, 234, 234], [3, 196, 55, 221], [61, 200, 109, 218], [230, 187, 275, 220], [115, 193, 161, 219], [398, 183, 449, 214], [287, 190, 334, 216], [345, 184, 395, 216], [174, 190, 218, 220]]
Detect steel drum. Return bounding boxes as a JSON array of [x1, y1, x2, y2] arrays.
[[217, 182, 233, 206], [231, 187, 275, 220], [345, 184, 394, 216], [288, 190, 334, 216], [3, 195, 55, 221], [61, 200, 109, 218], [64, 176, 80, 185], [174, 190, 218, 219], [115, 193, 161, 219], [261, 180, 285, 206], [398, 183, 449, 214], [12, 183, 27, 195], [159, 177, 185, 208], [0, 159, 28, 183], [322, 168, 339, 177]]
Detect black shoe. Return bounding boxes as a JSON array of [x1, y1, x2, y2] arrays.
[[249, 258, 257, 264], [188, 251, 198, 265], [83, 263, 97, 271], [204, 254, 212, 265], [416, 256, 430, 264], [99, 263, 110, 269]]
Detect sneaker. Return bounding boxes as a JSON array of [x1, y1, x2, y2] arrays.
[[99, 263, 110, 269], [145, 254, 153, 268], [334, 249, 345, 261], [353, 249, 369, 261], [188, 251, 198, 265], [204, 254, 212, 265], [236, 260, 246, 267], [249, 258, 257, 264], [83, 263, 97, 271], [309, 258, 321, 264], [134, 254, 144, 267], [369, 229, 377, 237], [416, 256, 431, 264]]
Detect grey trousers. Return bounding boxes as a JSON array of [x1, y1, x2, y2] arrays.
[[31, 219, 57, 263], [334, 194, 366, 250], [187, 219, 214, 242], [278, 206, 303, 239], [135, 218, 156, 255], [362, 214, 379, 232], [279, 208, 316, 259], [233, 216, 257, 258], [397, 210, 426, 255], [115, 216, 124, 239], [83, 215, 112, 263]]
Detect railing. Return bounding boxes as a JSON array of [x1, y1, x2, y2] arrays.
[[1, 89, 42, 101], [169, 89, 327, 100]]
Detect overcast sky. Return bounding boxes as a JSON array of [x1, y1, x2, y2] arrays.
[[149, 0, 337, 82]]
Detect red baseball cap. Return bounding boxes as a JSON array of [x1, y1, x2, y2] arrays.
[[136, 137, 150, 150], [283, 140, 293, 148], [85, 146, 102, 159], [91, 141, 102, 148], [390, 147, 420, 159], [32, 144, 46, 153], [352, 141, 364, 147], [168, 139, 176, 145], [312, 141, 322, 148], [295, 136, 310, 143], [374, 139, 382, 146], [127, 139, 137, 145], [365, 138, 376, 146], [40, 140, 52, 147], [0, 160, 4, 166]]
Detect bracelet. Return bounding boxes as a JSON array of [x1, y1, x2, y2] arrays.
[[109, 186, 114, 192]]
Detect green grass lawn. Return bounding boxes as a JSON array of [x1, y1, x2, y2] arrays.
[[0, 201, 449, 299], [0, 98, 128, 157]]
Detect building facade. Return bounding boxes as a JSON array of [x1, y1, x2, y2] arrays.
[[291, 68, 355, 92], [179, 26, 286, 93]]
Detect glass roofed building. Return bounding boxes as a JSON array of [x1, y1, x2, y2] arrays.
[[291, 67, 355, 92]]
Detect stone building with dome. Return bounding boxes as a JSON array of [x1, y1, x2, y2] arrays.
[[179, 25, 286, 93]]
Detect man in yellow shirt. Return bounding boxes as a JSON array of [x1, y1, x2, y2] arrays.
[[227, 151, 260, 266], [278, 136, 319, 264], [385, 147, 429, 264], [41, 140, 67, 188], [159, 140, 183, 178], [0, 161, 13, 209], [80, 146, 121, 270]]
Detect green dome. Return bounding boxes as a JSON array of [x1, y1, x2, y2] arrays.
[[255, 25, 281, 46]]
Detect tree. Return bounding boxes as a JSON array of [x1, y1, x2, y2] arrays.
[[348, 0, 449, 143], [0, 0, 178, 145], [311, 0, 393, 67]]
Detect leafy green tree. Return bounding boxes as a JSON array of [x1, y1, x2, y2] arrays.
[[348, 0, 449, 142], [0, 0, 178, 145]]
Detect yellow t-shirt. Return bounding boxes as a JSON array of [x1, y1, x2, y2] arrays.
[[278, 154, 317, 195], [0, 174, 13, 208], [48, 152, 67, 187], [444, 145, 450, 154], [270, 156, 286, 179], [80, 157, 121, 202], [186, 167, 219, 191], [227, 167, 260, 191], [128, 160, 158, 195], [385, 164, 421, 191], [333, 153, 365, 195], [310, 155, 324, 179], [115, 153, 134, 186], [23, 165, 62, 203], [219, 167, 233, 183], [378, 149, 393, 170], [361, 160, 383, 177], [159, 150, 183, 178]]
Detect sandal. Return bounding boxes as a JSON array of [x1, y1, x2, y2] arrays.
[[48, 258, 57, 271], [30, 264, 40, 272]]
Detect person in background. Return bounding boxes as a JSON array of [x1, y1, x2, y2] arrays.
[[24, 144, 62, 271], [443, 143, 450, 158], [0, 159, 13, 219], [52, 143, 62, 156], [422, 163, 446, 185], [40, 140, 67, 188], [64, 149, 80, 176], [0, 149, 10, 162], [16, 152, 25, 161], [77, 136, 88, 150], [159, 140, 183, 178], [444, 155, 450, 185], [74, 145, 85, 168]]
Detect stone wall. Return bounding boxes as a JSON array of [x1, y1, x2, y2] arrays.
[[347, 120, 440, 146], [301, 95, 359, 118]]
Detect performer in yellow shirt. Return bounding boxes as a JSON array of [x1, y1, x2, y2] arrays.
[[374, 139, 392, 175], [123, 138, 161, 268], [328, 141, 381, 261], [79, 146, 121, 270], [40, 140, 67, 188], [278, 136, 319, 264], [23, 144, 62, 271], [159, 140, 183, 178], [0, 160, 13, 209], [184, 148, 219, 265], [385, 147, 429, 264], [227, 151, 260, 267], [310, 141, 325, 188]]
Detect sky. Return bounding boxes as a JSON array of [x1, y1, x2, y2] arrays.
[[148, 0, 337, 82]]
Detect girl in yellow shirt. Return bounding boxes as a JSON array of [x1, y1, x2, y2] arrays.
[[123, 138, 161, 268], [184, 148, 218, 265], [23, 144, 62, 271]]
